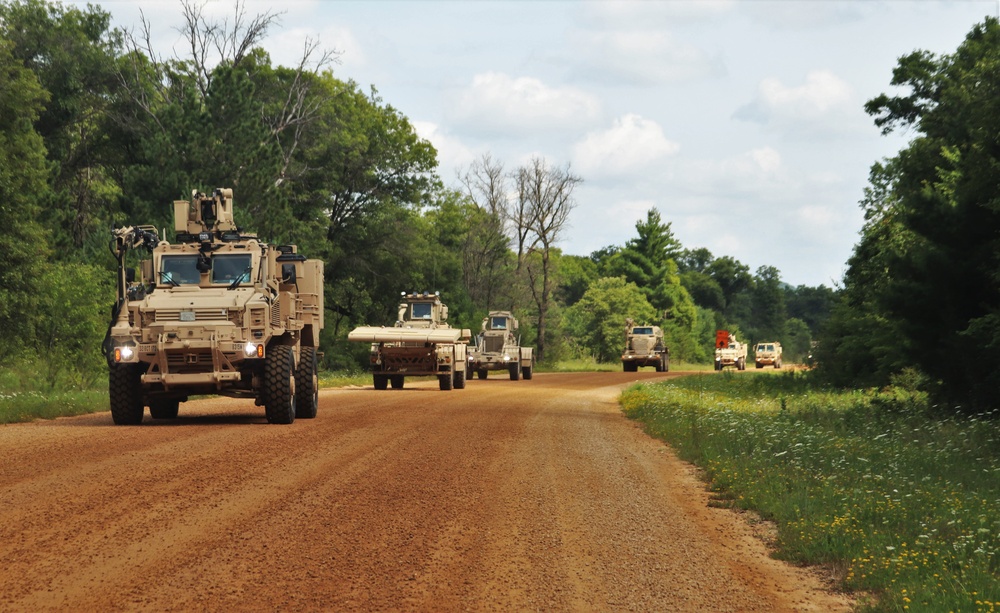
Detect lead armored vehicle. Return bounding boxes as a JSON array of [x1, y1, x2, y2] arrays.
[[104, 188, 324, 425], [621, 318, 669, 372]]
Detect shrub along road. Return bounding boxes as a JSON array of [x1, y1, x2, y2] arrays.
[[0, 372, 850, 611]]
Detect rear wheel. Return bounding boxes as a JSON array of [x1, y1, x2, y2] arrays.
[[263, 345, 296, 424], [390, 375, 404, 389], [296, 346, 318, 419], [109, 364, 144, 425], [149, 399, 179, 419], [373, 374, 388, 390]]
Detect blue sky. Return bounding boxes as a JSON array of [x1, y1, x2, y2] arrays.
[[81, 0, 997, 287]]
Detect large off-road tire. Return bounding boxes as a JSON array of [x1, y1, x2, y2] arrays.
[[523, 365, 533, 380], [775, 360, 782, 369], [439, 372, 453, 391], [296, 346, 318, 419], [477, 370, 487, 380], [714, 361, 722, 371], [149, 399, 179, 419], [109, 364, 144, 425], [390, 375, 404, 390], [263, 345, 296, 424], [623, 361, 638, 373], [737, 357, 746, 371], [509, 363, 521, 381], [373, 374, 388, 390], [453, 369, 466, 389], [662, 355, 669, 373]]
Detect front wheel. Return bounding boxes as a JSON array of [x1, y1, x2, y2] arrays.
[[296, 347, 319, 419], [439, 373, 453, 391], [373, 373, 388, 390], [477, 370, 487, 380], [522, 365, 533, 380], [453, 369, 466, 389], [264, 345, 296, 424], [508, 363, 521, 381], [390, 375, 404, 389], [109, 364, 144, 425]]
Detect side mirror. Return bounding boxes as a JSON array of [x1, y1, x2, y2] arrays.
[[281, 264, 297, 283], [441, 305, 449, 321]]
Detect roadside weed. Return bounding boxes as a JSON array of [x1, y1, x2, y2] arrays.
[[621, 372, 1000, 612]]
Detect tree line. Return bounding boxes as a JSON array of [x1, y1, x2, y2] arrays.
[[5, 0, 991, 416]]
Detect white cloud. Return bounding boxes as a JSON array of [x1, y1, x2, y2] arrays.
[[574, 30, 725, 85], [734, 70, 861, 134], [572, 114, 680, 179], [411, 121, 478, 179], [452, 72, 601, 137]]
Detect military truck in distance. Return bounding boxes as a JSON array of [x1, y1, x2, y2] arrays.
[[754, 341, 783, 369], [621, 319, 669, 372], [348, 292, 470, 391], [468, 311, 534, 380], [714, 330, 747, 371], [104, 188, 324, 425]]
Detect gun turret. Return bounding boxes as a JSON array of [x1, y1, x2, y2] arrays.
[[173, 188, 238, 242]]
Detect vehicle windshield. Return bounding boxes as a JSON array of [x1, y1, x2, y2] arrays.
[[490, 316, 507, 330], [632, 327, 654, 335], [211, 254, 253, 285], [159, 255, 201, 285], [411, 303, 432, 319]]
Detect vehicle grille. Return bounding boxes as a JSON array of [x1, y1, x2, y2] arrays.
[[154, 308, 230, 322]]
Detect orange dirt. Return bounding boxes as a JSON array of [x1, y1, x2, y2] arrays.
[[0, 371, 852, 611]]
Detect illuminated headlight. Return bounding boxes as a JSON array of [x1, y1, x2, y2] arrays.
[[244, 342, 264, 358], [502, 355, 510, 362], [114, 345, 135, 362]]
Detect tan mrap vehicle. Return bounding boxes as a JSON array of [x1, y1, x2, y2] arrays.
[[348, 292, 471, 391], [103, 188, 324, 425], [714, 329, 747, 371], [621, 318, 669, 372], [754, 341, 783, 369], [468, 311, 534, 380]]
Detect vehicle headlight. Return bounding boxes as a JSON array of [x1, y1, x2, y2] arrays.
[[114, 345, 135, 362], [502, 355, 510, 362], [244, 342, 263, 357]]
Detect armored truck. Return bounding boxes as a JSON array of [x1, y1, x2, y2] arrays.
[[621, 319, 669, 372], [468, 311, 534, 380], [348, 292, 470, 391], [714, 330, 747, 371], [103, 188, 324, 425], [754, 341, 783, 369]]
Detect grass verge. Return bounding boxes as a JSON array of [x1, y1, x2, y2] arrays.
[[620, 371, 1000, 612]]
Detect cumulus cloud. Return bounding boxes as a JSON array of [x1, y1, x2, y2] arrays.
[[734, 70, 861, 135], [574, 30, 726, 85], [411, 121, 478, 179], [572, 114, 680, 179], [452, 72, 601, 137]]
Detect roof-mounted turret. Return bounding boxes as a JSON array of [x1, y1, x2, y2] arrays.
[[173, 188, 240, 242]]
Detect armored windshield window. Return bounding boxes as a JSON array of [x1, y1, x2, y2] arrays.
[[159, 255, 201, 285], [490, 317, 507, 329], [211, 254, 252, 285], [412, 303, 432, 319], [633, 327, 654, 335]]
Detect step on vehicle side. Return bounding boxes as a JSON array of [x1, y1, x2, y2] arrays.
[[103, 188, 324, 425], [348, 292, 470, 391]]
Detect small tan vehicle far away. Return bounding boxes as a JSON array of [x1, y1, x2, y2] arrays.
[[621, 318, 669, 372], [754, 341, 783, 369]]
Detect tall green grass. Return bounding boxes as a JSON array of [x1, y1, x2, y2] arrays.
[[621, 371, 1000, 612]]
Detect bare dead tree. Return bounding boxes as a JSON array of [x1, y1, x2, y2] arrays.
[[512, 156, 581, 361], [459, 154, 514, 309]]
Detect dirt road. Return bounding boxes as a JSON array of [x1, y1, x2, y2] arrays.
[[0, 372, 850, 612]]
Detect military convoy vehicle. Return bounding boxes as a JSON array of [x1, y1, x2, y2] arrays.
[[754, 341, 783, 369], [348, 292, 470, 391], [714, 330, 747, 371], [468, 311, 534, 380], [104, 188, 324, 425], [621, 318, 669, 372]]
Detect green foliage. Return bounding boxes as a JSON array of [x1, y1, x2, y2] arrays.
[[564, 277, 657, 362], [622, 374, 1000, 612]]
